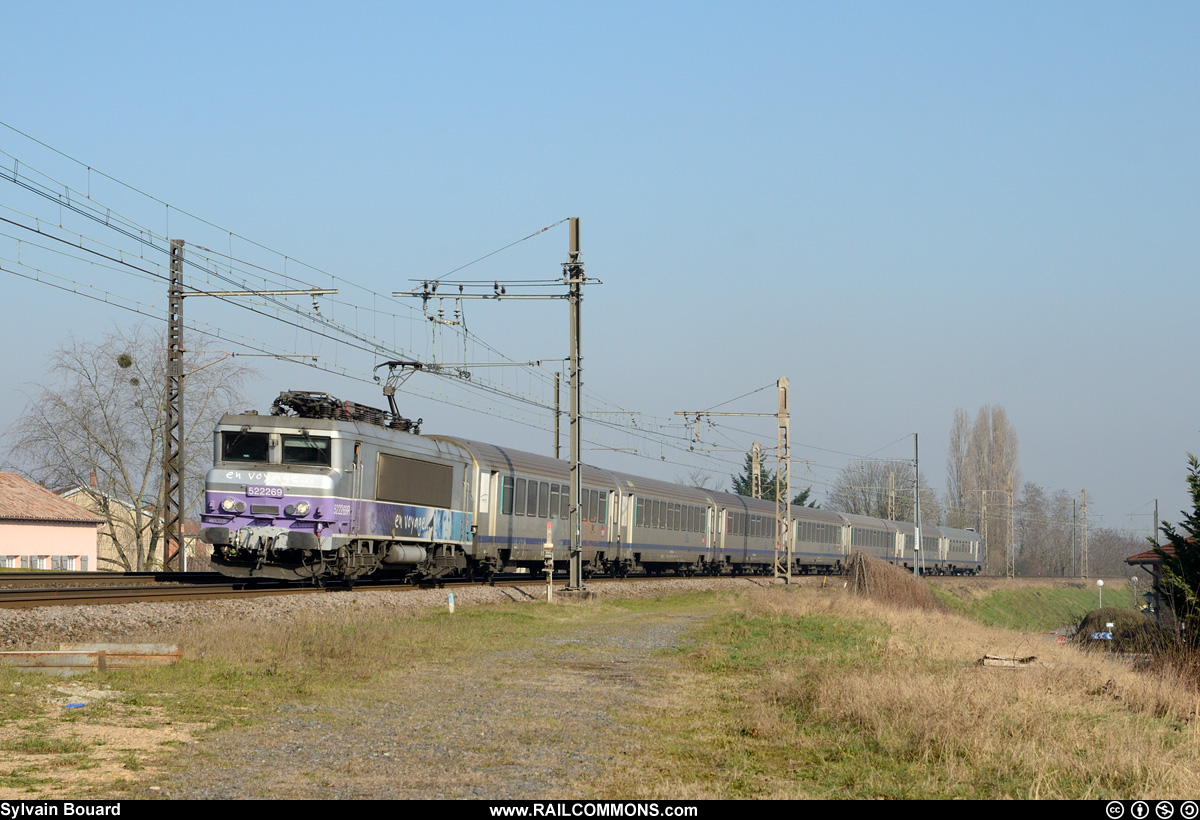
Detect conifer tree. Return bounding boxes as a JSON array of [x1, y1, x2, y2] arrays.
[[1156, 454, 1200, 646]]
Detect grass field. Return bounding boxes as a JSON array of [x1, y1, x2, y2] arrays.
[[930, 576, 1139, 631], [0, 577, 1193, 799]]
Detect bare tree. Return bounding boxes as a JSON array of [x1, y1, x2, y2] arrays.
[[945, 405, 1020, 573], [945, 408, 974, 529], [1090, 527, 1154, 579], [1014, 483, 1075, 575], [676, 467, 718, 490], [827, 459, 942, 524], [7, 323, 254, 570]]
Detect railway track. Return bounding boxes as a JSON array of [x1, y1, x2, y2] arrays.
[[0, 571, 230, 589], [0, 581, 323, 609], [0, 569, 742, 610]]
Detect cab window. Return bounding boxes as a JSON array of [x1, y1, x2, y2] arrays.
[[282, 436, 331, 466], [222, 432, 269, 463]]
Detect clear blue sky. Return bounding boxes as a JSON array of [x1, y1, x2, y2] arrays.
[[2, 1, 1197, 536]]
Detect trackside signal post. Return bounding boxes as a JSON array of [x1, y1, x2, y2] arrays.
[[393, 217, 592, 591]]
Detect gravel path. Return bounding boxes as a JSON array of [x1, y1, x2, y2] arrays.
[[168, 609, 709, 799], [0, 576, 773, 799]]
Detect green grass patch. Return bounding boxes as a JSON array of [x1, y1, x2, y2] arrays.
[[2, 735, 91, 755], [933, 584, 1136, 631], [0, 767, 51, 792]]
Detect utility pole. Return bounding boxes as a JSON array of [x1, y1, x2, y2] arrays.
[[751, 442, 762, 499], [393, 218, 590, 590], [1082, 489, 1088, 578], [565, 218, 585, 591], [982, 490, 988, 575], [164, 239, 337, 571], [676, 378, 791, 584], [775, 378, 790, 584], [888, 472, 895, 522], [1007, 470, 1014, 578], [912, 433, 920, 578], [163, 241, 184, 571], [554, 372, 561, 460]]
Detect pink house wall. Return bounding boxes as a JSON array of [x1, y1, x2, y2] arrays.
[[0, 520, 99, 570]]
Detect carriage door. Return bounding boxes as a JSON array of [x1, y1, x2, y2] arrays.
[[700, 506, 710, 564], [598, 489, 613, 559], [350, 441, 363, 535]]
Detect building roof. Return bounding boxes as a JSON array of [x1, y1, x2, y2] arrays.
[[1126, 541, 1191, 565], [0, 473, 105, 524]]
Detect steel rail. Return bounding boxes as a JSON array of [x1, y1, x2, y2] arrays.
[[0, 582, 320, 610], [0, 571, 229, 588]]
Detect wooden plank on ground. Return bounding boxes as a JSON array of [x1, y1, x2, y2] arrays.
[[59, 643, 181, 667], [978, 654, 1040, 668], [0, 650, 107, 677]]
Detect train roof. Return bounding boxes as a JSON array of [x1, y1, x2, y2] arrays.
[[838, 512, 897, 531], [938, 525, 983, 540], [427, 437, 622, 490]]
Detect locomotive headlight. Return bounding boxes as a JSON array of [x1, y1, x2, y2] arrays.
[[295, 501, 310, 516], [220, 497, 237, 513]]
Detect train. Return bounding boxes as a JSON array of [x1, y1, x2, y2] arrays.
[[199, 391, 983, 583]]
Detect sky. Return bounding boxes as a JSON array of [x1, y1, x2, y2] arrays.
[[1, 1, 1197, 539]]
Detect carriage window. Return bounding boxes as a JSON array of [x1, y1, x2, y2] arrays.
[[502, 476, 514, 515], [514, 479, 526, 516], [560, 485, 570, 519], [598, 492, 607, 524], [549, 484, 560, 520], [222, 431, 269, 463], [281, 436, 331, 466], [538, 482, 550, 518], [526, 481, 539, 517]]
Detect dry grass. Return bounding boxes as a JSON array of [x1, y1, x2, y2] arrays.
[[619, 584, 1200, 799], [1074, 607, 1178, 655], [844, 552, 946, 612]]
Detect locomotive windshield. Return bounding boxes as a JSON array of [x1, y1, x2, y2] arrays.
[[222, 432, 269, 463], [282, 435, 331, 466]]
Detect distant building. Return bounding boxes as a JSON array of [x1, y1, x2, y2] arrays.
[[55, 479, 202, 570], [1126, 541, 1186, 633], [0, 473, 103, 570], [57, 485, 182, 571]]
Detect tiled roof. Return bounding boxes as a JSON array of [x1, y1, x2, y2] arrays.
[[0, 473, 104, 524], [1127, 541, 1191, 565]]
